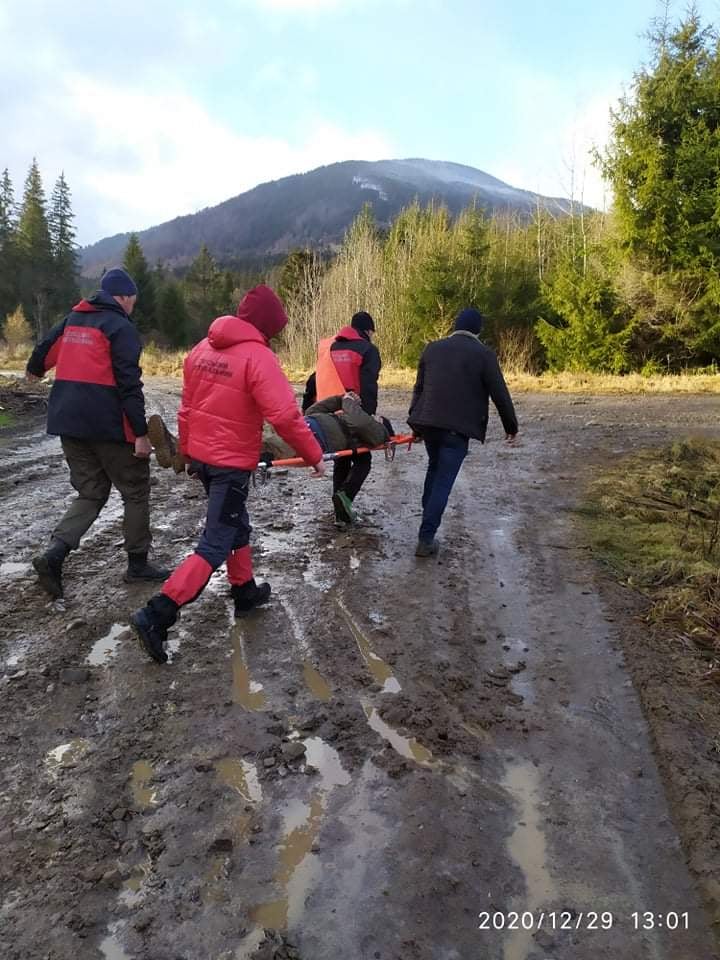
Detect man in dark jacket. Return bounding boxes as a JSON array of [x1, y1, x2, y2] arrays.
[[26, 268, 168, 598], [408, 308, 518, 557], [302, 311, 382, 522]]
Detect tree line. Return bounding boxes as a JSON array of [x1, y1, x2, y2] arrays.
[[278, 11, 720, 374], [3, 10, 718, 374]]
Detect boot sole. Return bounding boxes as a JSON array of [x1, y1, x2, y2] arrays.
[[123, 571, 170, 584], [32, 556, 63, 599], [147, 415, 176, 469], [130, 613, 168, 664]]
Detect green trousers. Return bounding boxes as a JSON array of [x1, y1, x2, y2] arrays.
[[53, 437, 152, 554]]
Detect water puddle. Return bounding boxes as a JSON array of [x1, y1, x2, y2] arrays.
[[129, 760, 157, 809], [119, 859, 151, 907], [336, 596, 401, 693], [302, 558, 332, 591], [46, 739, 89, 769], [249, 737, 350, 931], [231, 626, 266, 711], [303, 736, 352, 790], [502, 760, 557, 960], [87, 623, 130, 666], [362, 703, 432, 764], [349, 552, 360, 571], [302, 661, 332, 702], [0, 561, 30, 579], [99, 924, 131, 960], [251, 793, 325, 930], [215, 757, 263, 803]]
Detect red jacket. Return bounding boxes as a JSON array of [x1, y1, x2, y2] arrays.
[[178, 286, 322, 469]]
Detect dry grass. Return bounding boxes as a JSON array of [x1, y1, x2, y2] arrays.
[[582, 439, 720, 647], [5, 343, 720, 394]]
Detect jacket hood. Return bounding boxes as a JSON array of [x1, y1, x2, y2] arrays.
[[208, 315, 266, 350], [73, 291, 129, 315], [236, 285, 288, 340], [336, 326, 365, 342]]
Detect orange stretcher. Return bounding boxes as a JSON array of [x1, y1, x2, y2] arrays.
[[256, 434, 420, 473]]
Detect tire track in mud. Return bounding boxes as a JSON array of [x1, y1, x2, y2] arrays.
[[1, 388, 719, 960]]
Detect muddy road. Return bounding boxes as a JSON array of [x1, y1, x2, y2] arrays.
[[1, 384, 719, 960]]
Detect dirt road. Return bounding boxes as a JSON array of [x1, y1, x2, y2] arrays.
[[1, 384, 718, 960]]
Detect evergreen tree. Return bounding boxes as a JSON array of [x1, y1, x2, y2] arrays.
[[16, 158, 54, 337], [0, 169, 18, 321], [183, 245, 227, 338], [157, 280, 192, 347], [48, 172, 79, 313], [599, 11, 720, 362], [122, 233, 156, 333]]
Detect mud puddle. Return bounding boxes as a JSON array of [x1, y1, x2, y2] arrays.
[[129, 760, 157, 809], [362, 702, 433, 764], [87, 623, 131, 666], [215, 757, 263, 803], [231, 626, 266, 710], [335, 595, 401, 693]]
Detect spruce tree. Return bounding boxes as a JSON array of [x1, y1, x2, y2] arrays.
[[157, 280, 192, 347], [0, 169, 18, 321], [48, 172, 79, 313], [16, 159, 54, 337], [184, 245, 225, 338], [122, 233, 156, 333]]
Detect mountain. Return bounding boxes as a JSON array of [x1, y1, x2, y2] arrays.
[[80, 158, 573, 276]]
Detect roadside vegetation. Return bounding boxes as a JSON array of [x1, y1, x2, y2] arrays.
[[583, 440, 720, 669]]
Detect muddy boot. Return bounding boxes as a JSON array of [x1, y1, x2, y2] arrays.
[[124, 552, 170, 584], [32, 539, 69, 599], [231, 579, 271, 618], [332, 490, 356, 524], [415, 539, 439, 558], [147, 414, 178, 469], [130, 594, 178, 664]]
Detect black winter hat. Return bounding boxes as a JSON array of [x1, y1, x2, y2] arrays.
[[454, 307, 484, 335], [351, 311, 375, 333], [101, 268, 138, 297]]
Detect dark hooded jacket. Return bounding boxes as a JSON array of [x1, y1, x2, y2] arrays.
[[408, 331, 518, 441], [26, 291, 147, 443]]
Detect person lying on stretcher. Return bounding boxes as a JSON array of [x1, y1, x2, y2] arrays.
[[261, 392, 395, 462]]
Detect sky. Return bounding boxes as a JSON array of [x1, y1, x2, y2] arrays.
[[1, 0, 718, 245]]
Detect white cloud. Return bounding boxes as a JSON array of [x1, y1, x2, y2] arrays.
[[489, 68, 621, 210], [9, 73, 392, 244]]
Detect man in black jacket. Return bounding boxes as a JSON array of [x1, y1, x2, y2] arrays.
[[26, 268, 168, 598], [408, 308, 518, 557]]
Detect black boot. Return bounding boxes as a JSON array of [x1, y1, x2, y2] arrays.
[[130, 594, 178, 664], [32, 539, 69, 599], [231, 579, 271, 618], [124, 552, 170, 584]]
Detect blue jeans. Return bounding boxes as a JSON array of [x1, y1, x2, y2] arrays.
[[418, 428, 468, 543]]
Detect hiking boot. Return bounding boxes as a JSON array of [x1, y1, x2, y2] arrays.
[[124, 552, 170, 583], [231, 579, 272, 618], [147, 414, 178, 469], [130, 608, 169, 664], [32, 540, 68, 599], [415, 539, 439, 558], [332, 490, 356, 524]]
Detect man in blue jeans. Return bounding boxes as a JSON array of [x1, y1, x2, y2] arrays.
[[408, 308, 518, 557]]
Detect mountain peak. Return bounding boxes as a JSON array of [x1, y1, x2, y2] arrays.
[[80, 158, 571, 276]]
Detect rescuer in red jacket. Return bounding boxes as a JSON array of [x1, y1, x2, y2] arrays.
[[130, 285, 325, 664]]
